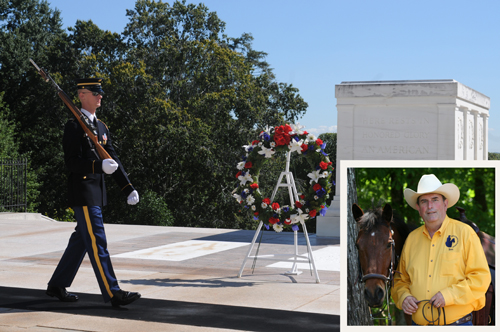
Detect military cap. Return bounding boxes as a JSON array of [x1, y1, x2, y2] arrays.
[[75, 78, 104, 94]]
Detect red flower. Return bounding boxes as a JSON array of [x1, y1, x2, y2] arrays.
[[269, 217, 280, 224], [273, 125, 292, 146], [313, 183, 322, 191], [236, 171, 242, 178], [271, 202, 280, 211], [252, 140, 260, 145], [319, 161, 328, 170], [254, 212, 259, 216], [316, 138, 323, 145], [250, 183, 259, 189], [262, 198, 271, 205], [300, 194, 305, 199], [301, 144, 308, 152], [309, 210, 317, 218], [295, 201, 303, 208], [245, 161, 253, 169], [303, 131, 308, 135], [284, 218, 292, 225]]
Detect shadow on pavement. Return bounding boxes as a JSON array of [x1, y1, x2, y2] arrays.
[[0, 286, 339, 332]]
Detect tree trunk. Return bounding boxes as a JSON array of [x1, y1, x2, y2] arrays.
[[347, 168, 373, 325]]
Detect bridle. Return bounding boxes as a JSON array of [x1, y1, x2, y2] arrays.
[[357, 226, 400, 325]]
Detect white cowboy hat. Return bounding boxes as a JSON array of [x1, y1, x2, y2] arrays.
[[404, 174, 460, 210]]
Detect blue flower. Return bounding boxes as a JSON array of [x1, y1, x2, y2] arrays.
[[316, 188, 327, 198], [264, 224, 270, 230], [254, 216, 259, 221], [308, 145, 314, 151], [293, 136, 300, 142], [283, 206, 289, 213], [320, 206, 328, 217], [292, 225, 299, 232]]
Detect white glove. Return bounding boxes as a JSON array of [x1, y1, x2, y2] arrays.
[[102, 159, 118, 174], [127, 190, 139, 205]]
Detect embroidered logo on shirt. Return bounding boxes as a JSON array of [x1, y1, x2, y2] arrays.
[[445, 235, 458, 249]]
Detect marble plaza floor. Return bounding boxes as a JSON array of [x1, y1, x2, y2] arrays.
[[0, 213, 340, 332]]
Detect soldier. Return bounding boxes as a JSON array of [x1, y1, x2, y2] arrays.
[[46, 78, 141, 307]]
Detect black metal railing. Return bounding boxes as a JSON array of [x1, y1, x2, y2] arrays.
[[0, 158, 27, 212]]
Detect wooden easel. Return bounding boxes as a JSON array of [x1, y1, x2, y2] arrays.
[[237, 152, 320, 283]]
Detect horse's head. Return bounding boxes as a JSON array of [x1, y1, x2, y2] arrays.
[[352, 203, 395, 308]]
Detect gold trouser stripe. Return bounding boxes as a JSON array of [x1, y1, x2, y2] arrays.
[[83, 206, 113, 298]]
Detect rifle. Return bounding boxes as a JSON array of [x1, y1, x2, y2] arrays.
[[29, 58, 111, 160]]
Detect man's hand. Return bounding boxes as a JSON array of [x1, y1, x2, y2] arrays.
[[430, 292, 446, 308], [402, 296, 419, 315], [127, 190, 139, 205], [102, 159, 118, 174]]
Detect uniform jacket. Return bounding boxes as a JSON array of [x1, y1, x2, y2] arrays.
[[63, 117, 135, 206]]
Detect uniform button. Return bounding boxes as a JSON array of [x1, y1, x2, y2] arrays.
[[429, 275, 431, 277], [432, 244, 435, 247], [431, 260, 433, 262]]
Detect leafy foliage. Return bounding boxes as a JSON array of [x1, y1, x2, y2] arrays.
[[355, 168, 495, 235], [0, 0, 308, 229]]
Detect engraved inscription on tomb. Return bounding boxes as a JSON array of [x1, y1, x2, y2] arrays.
[[355, 114, 434, 158]]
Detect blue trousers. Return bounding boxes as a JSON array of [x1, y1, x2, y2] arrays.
[[48, 206, 120, 302]]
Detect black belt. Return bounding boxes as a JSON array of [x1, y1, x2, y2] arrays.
[[447, 313, 472, 325]]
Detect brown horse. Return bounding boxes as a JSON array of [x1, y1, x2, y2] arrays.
[[352, 203, 411, 323]]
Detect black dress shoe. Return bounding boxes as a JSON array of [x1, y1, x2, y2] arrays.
[[110, 290, 141, 307], [46, 285, 79, 302]]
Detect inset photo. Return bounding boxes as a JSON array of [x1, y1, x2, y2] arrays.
[[340, 161, 497, 328]]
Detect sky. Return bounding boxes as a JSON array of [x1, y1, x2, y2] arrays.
[[46, 0, 500, 152]]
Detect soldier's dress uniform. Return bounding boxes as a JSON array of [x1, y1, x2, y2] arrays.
[[47, 79, 138, 304]]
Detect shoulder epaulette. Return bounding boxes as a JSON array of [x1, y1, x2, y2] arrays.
[[97, 119, 109, 130]]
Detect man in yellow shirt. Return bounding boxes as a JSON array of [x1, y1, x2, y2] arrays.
[[392, 174, 491, 325]]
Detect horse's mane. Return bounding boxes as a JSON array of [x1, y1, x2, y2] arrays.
[[358, 206, 411, 241]]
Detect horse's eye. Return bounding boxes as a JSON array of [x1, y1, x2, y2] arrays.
[[386, 242, 392, 249]]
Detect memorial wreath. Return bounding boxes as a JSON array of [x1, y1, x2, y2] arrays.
[[233, 123, 334, 232]]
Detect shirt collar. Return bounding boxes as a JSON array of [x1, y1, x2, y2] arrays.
[[80, 108, 96, 123], [422, 215, 451, 238]]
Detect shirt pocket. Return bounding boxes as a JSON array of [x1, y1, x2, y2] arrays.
[[440, 252, 460, 276]]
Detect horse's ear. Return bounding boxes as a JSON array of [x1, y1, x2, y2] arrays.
[[382, 204, 393, 223], [352, 204, 364, 222]]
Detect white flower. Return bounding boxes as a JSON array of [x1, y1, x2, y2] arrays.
[[307, 169, 322, 184], [314, 195, 319, 200], [291, 123, 305, 135], [273, 224, 284, 233], [243, 144, 253, 152], [258, 147, 275, 158], [238, 172, 253, 186], [293, 209, 309, 224], [270, 142, 276, 148], [258, 142, 263, 147], [251, 205, 256, 211], [307, 133, 316, 141], [233, 193, 242, 203], [322, 171, 329, 178], [261, 202, 268, 209], [236, 162, 245, 170], [246, 194, 255, 205], [288, 139, 304, 154]]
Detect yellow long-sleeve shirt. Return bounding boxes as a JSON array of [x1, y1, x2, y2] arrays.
[[392, 215, 491, 325]]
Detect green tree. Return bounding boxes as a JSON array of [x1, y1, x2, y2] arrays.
[[488, 152, 500, 160], [0, 92, 40, 211], [1, 0, 308, 229], [355, 168, 495, 235]]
